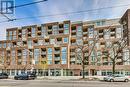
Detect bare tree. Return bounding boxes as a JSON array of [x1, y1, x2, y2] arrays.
[[105, 38, 128, 74], [75, 33, 98, 79]]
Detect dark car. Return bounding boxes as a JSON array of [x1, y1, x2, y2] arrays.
[[14, 73, 36, 80], [0, 72, 8, 79]]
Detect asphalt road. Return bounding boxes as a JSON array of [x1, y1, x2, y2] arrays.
[[0, 79, 130, 87]]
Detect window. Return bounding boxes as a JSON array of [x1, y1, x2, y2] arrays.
[[62, 54, 66, 60], [32, 27, 36, 37], [64, 30, 69, 34], [50, 39, 55, 44], [13, 31, 16, 35], [116, 28, 122, 38], [63, 38, 68, 43], [28, 40, 33, 48], [48, 60, 52, 64], [3, 43, 6, 48], [64, 24, 69, 30], [34, 49, 40, 64], [96, 21, 105, 26], [77, 39, 83, 45], [9, 31, 12, 36], [61, 47, 67, 53], [77, 26, 82, 37], [48, 55, 52, 60], [61, 47, 67, 64], [38, 40, 43, 45], [48, 48, 52, 54], [88, 26, 94, 38], [64, 24, 69, 34], [104, 29, 110, 39], [53, 25, 58, 30], [0, 43, 2, 48]]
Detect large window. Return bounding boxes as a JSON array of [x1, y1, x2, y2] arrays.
[[47, 48, 53, 64], [11, 50, 15, 65], [34, 49, 40, 64], [63, 37, 68, 43], [96, 21, 105, 26], [28, 40, 33, 48], [53, 25, 58, 30], [32, 27, 36, 37], [22, 49, 28, 65], [123, 49, 130, 65], [0, 43, 2, 48], [48, 48, 52, 54], [64, 24, 69, 34], [104, 29, 110, 39], [61, 47, 67, 64], [77, 26, 82, 37], [50, 39, 55, 44], [116, 27, 122, 38], [88, 26, 94, 38]]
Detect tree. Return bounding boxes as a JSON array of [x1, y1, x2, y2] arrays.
[[75, 34, 98, 79], [105, 38, 128, 74]]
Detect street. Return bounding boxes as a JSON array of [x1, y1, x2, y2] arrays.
[[0, 79, 130, 87]]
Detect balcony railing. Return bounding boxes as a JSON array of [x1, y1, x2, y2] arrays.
[[41, 52, 46, 55], [54, 57, 60, 60], [54, 51, 60, 54], [83, 32, 88, 34]]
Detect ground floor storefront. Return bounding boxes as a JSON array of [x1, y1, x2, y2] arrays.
[[0, 69, 130, 76]]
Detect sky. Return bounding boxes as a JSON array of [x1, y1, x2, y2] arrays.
[[0, 0, 130, 40]]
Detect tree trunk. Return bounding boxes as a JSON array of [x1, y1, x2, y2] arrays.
[[112, 60, 115, 74], [82, 63, 85, 79]]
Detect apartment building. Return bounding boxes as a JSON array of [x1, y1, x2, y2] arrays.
[[0, 18, 130, 76]]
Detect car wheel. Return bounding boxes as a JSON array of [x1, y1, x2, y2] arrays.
[[110, 79, 114, 82], [124, 79, 129, 82]]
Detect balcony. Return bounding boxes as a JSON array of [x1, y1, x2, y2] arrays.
[[99, 32, 103, 35], [71, 43, 77, 45], [28, 46, 33, 49], [17, 53, 22, 56], [57, 42, 62, 45], [83, 32, 88, 35], [44, 35, 49, 38], [110, 31, 115, 34], [70, 58, 75, 61], [71, 35, 76, 38], [59, 28, 64, 30], [44, 43, 50, 45], [54, 57, 60, 60], [22, 37, 27, 41], [70, 52, 75, 56], [41, 52, 46, 55], [54, 51, 60, 54], [71, 30, 76, 32], [6, 47, 10, 50]]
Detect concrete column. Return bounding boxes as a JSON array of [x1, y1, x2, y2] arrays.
[[15, 70, 17, 75], [10, 70, 12, 76], [48, 69, 50, 76], [61, 69, 63, 76]]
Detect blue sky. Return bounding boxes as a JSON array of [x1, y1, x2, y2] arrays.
[[0, 0, 130, 40]]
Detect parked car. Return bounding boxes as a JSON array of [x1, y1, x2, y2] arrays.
[[14, 73, 36, 80], [0, 72, 8, 79], [104, 74, 129, 82]]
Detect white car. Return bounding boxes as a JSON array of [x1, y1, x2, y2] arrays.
[[104, 74, 129, 82]]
